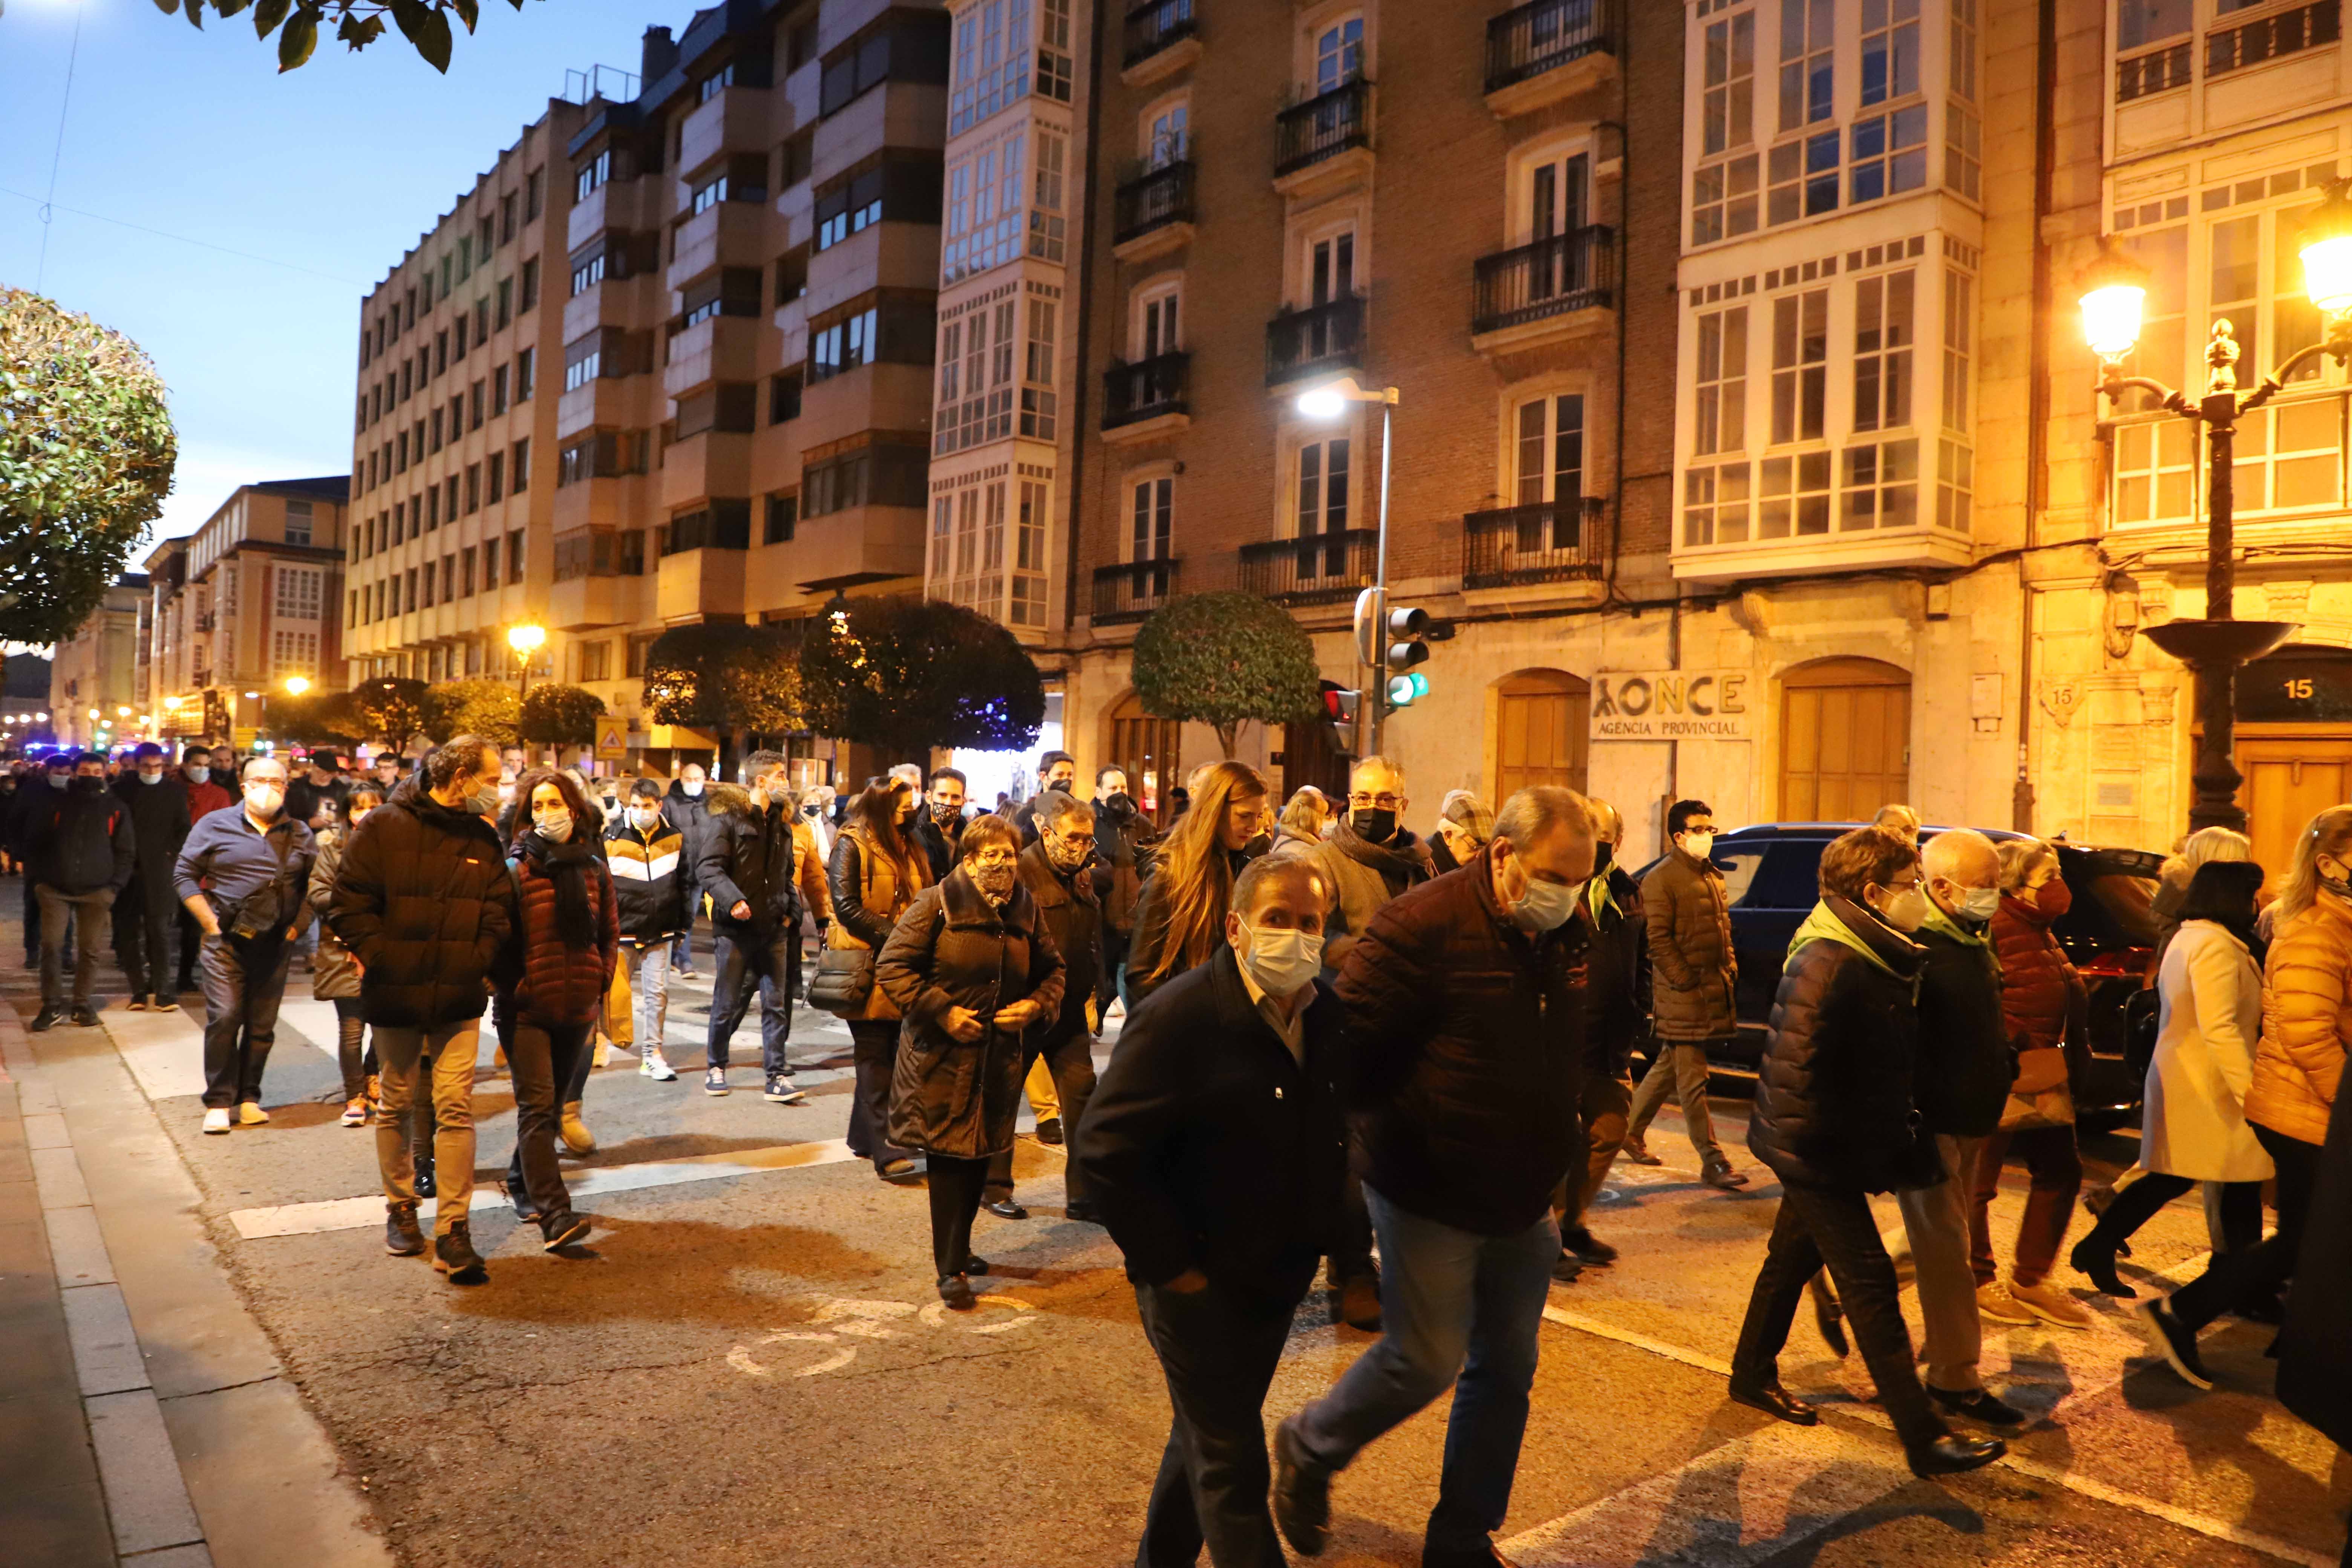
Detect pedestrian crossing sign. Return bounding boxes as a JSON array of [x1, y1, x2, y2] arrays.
[[596, 725, 626, 760]]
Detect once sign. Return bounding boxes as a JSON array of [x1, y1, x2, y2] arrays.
[[1591, 669, 1753, 741]]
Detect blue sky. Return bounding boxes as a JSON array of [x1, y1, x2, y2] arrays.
[[1, 0, 663, 546]]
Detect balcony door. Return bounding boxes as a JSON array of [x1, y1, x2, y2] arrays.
[[1315, 17, 1364, 92], [1493, 668, 1591, 801], [1778, 657, 1911, 821], [1300, 229, 1356, 362], [1145, 101, 1188, 167], [1521, 149, 1589, 304], [1295, 436, 1352, 579], [1509, 393, 1587, 560]]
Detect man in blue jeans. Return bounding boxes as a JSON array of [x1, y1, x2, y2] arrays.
[[1274, 786, 1594, 1568]]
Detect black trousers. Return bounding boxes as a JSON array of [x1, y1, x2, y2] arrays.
[[22, 872, 39, 962], [175, 909, 202, 988], [118, 878, 178, 998], [927, 1153, 991, 1277], [505, 1021, 592, 1216], [1325, 1161, 1375, 1289], [1132, 1271, 1312, 1568], [845, 1018, 913, 1170], [2082, 1170, 2263, 1260], [2164, 1125, 2326, 1332], [986, 1024, 1097, 1204], [1732, 1181, 1947, 1450]]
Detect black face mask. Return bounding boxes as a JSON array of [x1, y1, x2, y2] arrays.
[[69, 775, 104, 795], [1593, 841, 1614, 874], [1101, 792, 1134, 818], [933, 801, 961, 823], [1351, 807, 1397, 843]]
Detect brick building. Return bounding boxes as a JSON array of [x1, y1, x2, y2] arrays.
[[50, 575, 149, 752]]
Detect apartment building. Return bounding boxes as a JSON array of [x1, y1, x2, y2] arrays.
[[344, 104, 582, 702], [50, 574, 149, 752], [1052, 0, 1687, 841], [140, 477, 351, 747]]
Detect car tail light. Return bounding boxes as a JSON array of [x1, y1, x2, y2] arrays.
[[2076, 946, 2153, 980]]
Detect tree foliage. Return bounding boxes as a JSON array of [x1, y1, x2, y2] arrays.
[[348, 677, 430, 755], [1131, 591, 1323, 758], [642, 623, 803, 769], [519, 683, 606, 748], [0, 290, 176, 646], [799, 597, 1044, 765], [421, 678, 519, 747], [270, 689, 360, 748], [135, 0, 519, 73]]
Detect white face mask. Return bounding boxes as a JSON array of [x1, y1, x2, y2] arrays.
[[1681, 831, 1716, 861], [535, 810, 574, 843], [1509, 871, 1580, 932], [245, 784, 285, 818], [630, 806, 661, 833], [1954, 884, 2000, 923], [184, 764, 209, 784], [1873, 884, 1930, 932], [139, 770, 164, 785], [681, 779, 705, 797], [1236, 918, 1324, 997]]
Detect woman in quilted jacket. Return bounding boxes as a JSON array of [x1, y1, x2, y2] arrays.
[[497, 769, 620, 1253], [1973, 837, 2095, 1329], [877, 815, 1064, 1310]]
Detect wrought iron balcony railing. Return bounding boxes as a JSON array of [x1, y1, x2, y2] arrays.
[[1123, 0, 1198, 67], [1113, 159, 1196, 245], [1265, 296, 1364, 387], [1103, 352, 1191, 430], [1238, 529, 1376, 603], [1093, 557, 1180, 623], [1463, 497, 1606, 587], [1484, 0, 1615, 94], [1472, 225, 1616, 334], [1274, 77, 1371, 177]]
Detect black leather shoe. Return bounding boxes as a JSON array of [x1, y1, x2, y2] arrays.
[[2069, 1236, 2136, 1298], [962, 1256, 989, 1276], [1064, 1200, 1104, 1224], [1927, 1385, 2027, 1426], [70, 1006, 99, 1028], [1727, 1378, 1819, 1426], [1906, 1433, 2006, 1477], [984, 1199, 1028, 1220], [1271, 1415, 1331, 1557], [938, 1274, 976, 1311], [1563, 1227, 1618, 1265], [1033, 1116, 1063, 1145]]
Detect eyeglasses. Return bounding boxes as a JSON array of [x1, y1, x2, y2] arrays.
[[1348, 792, 1403, 810]]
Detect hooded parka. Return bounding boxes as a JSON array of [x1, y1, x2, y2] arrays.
[[326, 775, 516, 1029]]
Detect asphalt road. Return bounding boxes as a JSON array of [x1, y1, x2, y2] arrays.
[[6, 908, 2349, 1568]]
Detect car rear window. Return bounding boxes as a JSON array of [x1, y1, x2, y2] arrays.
[[2059, 850, 2159, 948], [1737, 841, 1828, 909]]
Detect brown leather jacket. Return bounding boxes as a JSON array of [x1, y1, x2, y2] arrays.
[[2252, 895, 2352, 1147], [1641, 850, 1738, 1041]]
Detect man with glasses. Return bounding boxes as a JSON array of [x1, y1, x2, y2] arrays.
[[988, 790, 1106, 1222]]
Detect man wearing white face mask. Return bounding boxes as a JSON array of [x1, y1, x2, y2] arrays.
[[1625, 799, 1749, 1189], [1273, 787, 1594, 1568], [1077, 855, 1344, 1568]]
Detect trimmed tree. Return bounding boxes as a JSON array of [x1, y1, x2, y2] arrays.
[[1131, 591, 1323, 759], [348, 677, 430, 756], [520, 683, 606, 751], [0, 290, 176, 646], [642, 622, 803, 776], [421, 678, 520, 747], [799, 597, 1044, 766]]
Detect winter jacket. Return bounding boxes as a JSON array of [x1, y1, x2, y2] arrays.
[[1123, 844, 1261, 1009], [2251, 895, 2352, 1147], [1075, 946, 1346, 1308], [1576, 862, 1649, 1075], [605, 808, 693, 945], [695, 784, 828, 936], [185, 773, 235, 822], [827, 824, 931, 1022], [1992, 891, 2078, 1055], [1912, 903, 2011, 1138], [305, 828, 363, 1000], [501, 833, 621, 1029], [911, 808, 965, 884], [1746, 897, 1940, 1194], [326, 775, 517, 1029], [2145, 919, 2273, 1182], [1335, 850, 1586, 1237], [22, 781, 137, 898], [113, 773, 193, 901], [1090, 795, 1151, 939], [1016, 838, 1102, 1041], [1269, 818, 1435, 971], [877, 867, 1066, 1160], [1642, 848, 1738, 1041], [664, 779, 712, 892]]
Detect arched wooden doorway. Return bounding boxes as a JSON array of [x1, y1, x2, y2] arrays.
[[2231, 645, 2352, 876], [1493, 669, 1591, 801], [1104, 690, 1183, 828], [1779, 657, 1911, 821]]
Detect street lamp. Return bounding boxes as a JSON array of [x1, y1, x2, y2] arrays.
[[1295, 374, 1400, 755], [283, 675, 310, 697], [2082, 178, 2352, 833], [508, 623, 547, 706]]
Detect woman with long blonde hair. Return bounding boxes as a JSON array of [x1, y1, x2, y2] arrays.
[[1270, 786, 1331, 856], [1119, 761, 1268, 1008]]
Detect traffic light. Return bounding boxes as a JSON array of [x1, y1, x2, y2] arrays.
[[1322, 688, 1361, 752], [1384, 605, 1431, 709]]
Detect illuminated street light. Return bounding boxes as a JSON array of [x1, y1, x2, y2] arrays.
[[509, 622, 547, 704], [1294, 374, 1402, 755], [284, 675, 311, 696]]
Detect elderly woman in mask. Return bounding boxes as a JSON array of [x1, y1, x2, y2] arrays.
[[877, 815, 1065, 1308]]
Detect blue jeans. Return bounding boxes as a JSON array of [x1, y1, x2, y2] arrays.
[[705, 924, 798, 1075], [1291, 1185, 1558, 1557]]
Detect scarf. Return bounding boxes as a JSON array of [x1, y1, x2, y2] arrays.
[[525, 830, 598, 949], [1327, 817, 1433, 890]]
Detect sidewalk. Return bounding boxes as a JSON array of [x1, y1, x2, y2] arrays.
[[0, 921, 395, 1568]]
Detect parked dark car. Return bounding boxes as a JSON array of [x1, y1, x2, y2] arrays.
[[1635, 822, 2163, 1132]]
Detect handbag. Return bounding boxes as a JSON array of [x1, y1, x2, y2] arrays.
[[2000, 1043, 2075, 1130], [807, 946, 875, 1015]]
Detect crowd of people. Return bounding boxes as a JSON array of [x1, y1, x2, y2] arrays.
[[4, 739, 2348, 1567]]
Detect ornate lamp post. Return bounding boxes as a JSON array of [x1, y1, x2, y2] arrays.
[[2081, 178, 2352, 833]]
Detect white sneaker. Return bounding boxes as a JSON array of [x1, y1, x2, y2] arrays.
[[202, 1107, 232, 1135], [237, 1101, 270, 1125], [641, 1047, 678, 1082]]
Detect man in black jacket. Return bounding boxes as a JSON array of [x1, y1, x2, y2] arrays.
[[1899, 827, 2024, 1427], [1274, 787, 1592, 1568], [1014, 750, 1078, 843], [10, 753, 70, 966], [1554, 798, 1647, 1279], [329, 736, 516, 1283], [990, 791, 1104, 1221], [696, 750, 816, 1104], [666, 762, 712, 977], [1078, 854, 1342, 1568], [26, 753, 136, 1029], [114, 743, 193, 1012], [911, 766, 968, 882]]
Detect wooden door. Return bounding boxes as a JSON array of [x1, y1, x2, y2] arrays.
[[1779, 658, 1911, 821], [2238, 734, 2352, 879], [1107, 692, 1183, 828], [1494, 670, 1590, 801], [1282, 683, 1353, 802]]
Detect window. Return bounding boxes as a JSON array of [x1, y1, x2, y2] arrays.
[[822, 16, 948, 119], [1938, 439, 1974, 531], [691, 171, 730, 217], [1037, 0, 1073, 101], [699, 62, 734, 102], [469, 380, 484, 430], [1848, 104, 1926, 204], [817, 167, 884, 249], [271, 629, 321, 678], [487, 450, 505, 503], [951, 0, 1027, 135], [1521, 147, 1590, 244], [765, 492, 799, 543], [1778, 0, 1833, 133], [520, 258, 539, 311], [628, 631, 660, 678], [283, 498, 314, 547], [508, 531, 525, 582], [1758, 449, 1833, 536], [1694, 305, 1750, 457], [2119, 0, 2191, 49], [1851, 270, 1914, 432], [1682, 461, 1753, 545], [1296, 437, 1351, 537], [2210, 213, 2263, 381], [516, 347, 535, 401], [1948, 0, 1981, 197], [579, 640, 612, 682], [1145, 100, 1188, 168], [1011, 477, 1050, 628], [770, 369, 803, 424], [1030, 130, 1067, 261], [2208, 2, 2340, 76], [2234, 398, 2345, 513], [1020, 298, 1057, 439], [806, 442, 929, 518], [1314, 16, 1364, 92], [1767, 129, 1841, 223], [1514, 395, 1584, 505], [461, 546, 477, 598], [2115, 225, 2187, 411], [495, 279, 512, 331], [778, 129, 816, 190], [482, 534, 500, 590], [273, 564, 323, 620], [1692, 10, 1758, 245], [775, 245, 810, 306], [681, 268, 762, 329], [576, 148, 612, 202], [812, 307, 878, 381], [1131, 476, 1172, 560], [1859, 0, 1919, 107], [1136, 285, 1180, 358], [942, 133, 1024, 280], [464, 464, 481, 514], [512, 436, 531, 491], [430, 407, 445, 453], [572, 252, 606, 296], [1770, 288, 1828, 444], [1942, 270, 1973, 435], [499, 192, 516, 246], [1841, 438, 1919, 529], [492, 364, 509, 415]]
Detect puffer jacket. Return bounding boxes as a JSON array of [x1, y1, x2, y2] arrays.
[[1992, 889, 2076, 1053], [827, 822, 931, 1021], [877, 867, 1065, 1160], [1269, 818, 1435, 971], [694, 783, 830, 935], [327, 775, 517, 1029], [501, 833, 620, 1029], [605, 807, 692, 944], [1747, 897, 1940, 1193], [1577, 862, 1649, 1075], [2251, 894, 2352, 1147], [305, 827, 362, 1000], [1336, 849, 1586, 1237], [113, 773, 193, 900], [1642, 848, 1738, 1040], [21, 781, 136, 897]]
